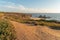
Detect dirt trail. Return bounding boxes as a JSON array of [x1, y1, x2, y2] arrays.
[[10, 21, 60, 40], [10, 21, 41, 40]]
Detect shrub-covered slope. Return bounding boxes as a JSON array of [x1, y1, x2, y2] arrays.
[[0, 19, 16, 40]]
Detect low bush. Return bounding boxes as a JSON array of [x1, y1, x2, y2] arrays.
[[0, 19, 16, 40]]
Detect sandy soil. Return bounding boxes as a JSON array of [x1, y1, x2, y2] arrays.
[[10, 21, 41, 40], [10, 21, 60, 40]]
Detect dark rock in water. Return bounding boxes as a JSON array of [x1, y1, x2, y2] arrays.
[[38, 15, 51, 19]]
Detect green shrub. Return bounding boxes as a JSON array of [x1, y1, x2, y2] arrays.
[[0, 19, 16, 40]]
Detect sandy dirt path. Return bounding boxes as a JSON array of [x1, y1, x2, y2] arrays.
[[10, 21, 60, 40], [10, 21, 41, 40]]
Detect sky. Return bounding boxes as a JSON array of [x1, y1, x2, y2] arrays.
[[0, 0, 60, 13]]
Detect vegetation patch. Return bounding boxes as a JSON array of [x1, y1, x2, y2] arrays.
[[48, 26, 60, 30], [0, 19, 16, 40], [0, 12, 60, 30]]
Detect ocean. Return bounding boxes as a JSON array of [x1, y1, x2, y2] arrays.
[[31, 13, 60, 21]]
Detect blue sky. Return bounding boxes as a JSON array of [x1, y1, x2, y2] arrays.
[[0, 0, 60, 13]]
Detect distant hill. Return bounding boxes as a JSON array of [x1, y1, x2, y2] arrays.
[[0, 12, 32, 21]]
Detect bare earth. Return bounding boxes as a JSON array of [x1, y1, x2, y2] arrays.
[[11, 21, 60, 40], [11, 21, 41, 40]]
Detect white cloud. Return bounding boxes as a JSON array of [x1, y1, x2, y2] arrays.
[[0, 1, 60, 13], [18, 5, 25, 10], [5, 6, 15, 8], [0, 1, 26, 12]]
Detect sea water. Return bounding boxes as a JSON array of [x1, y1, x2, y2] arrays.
[[31, 13, 60, 21]]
